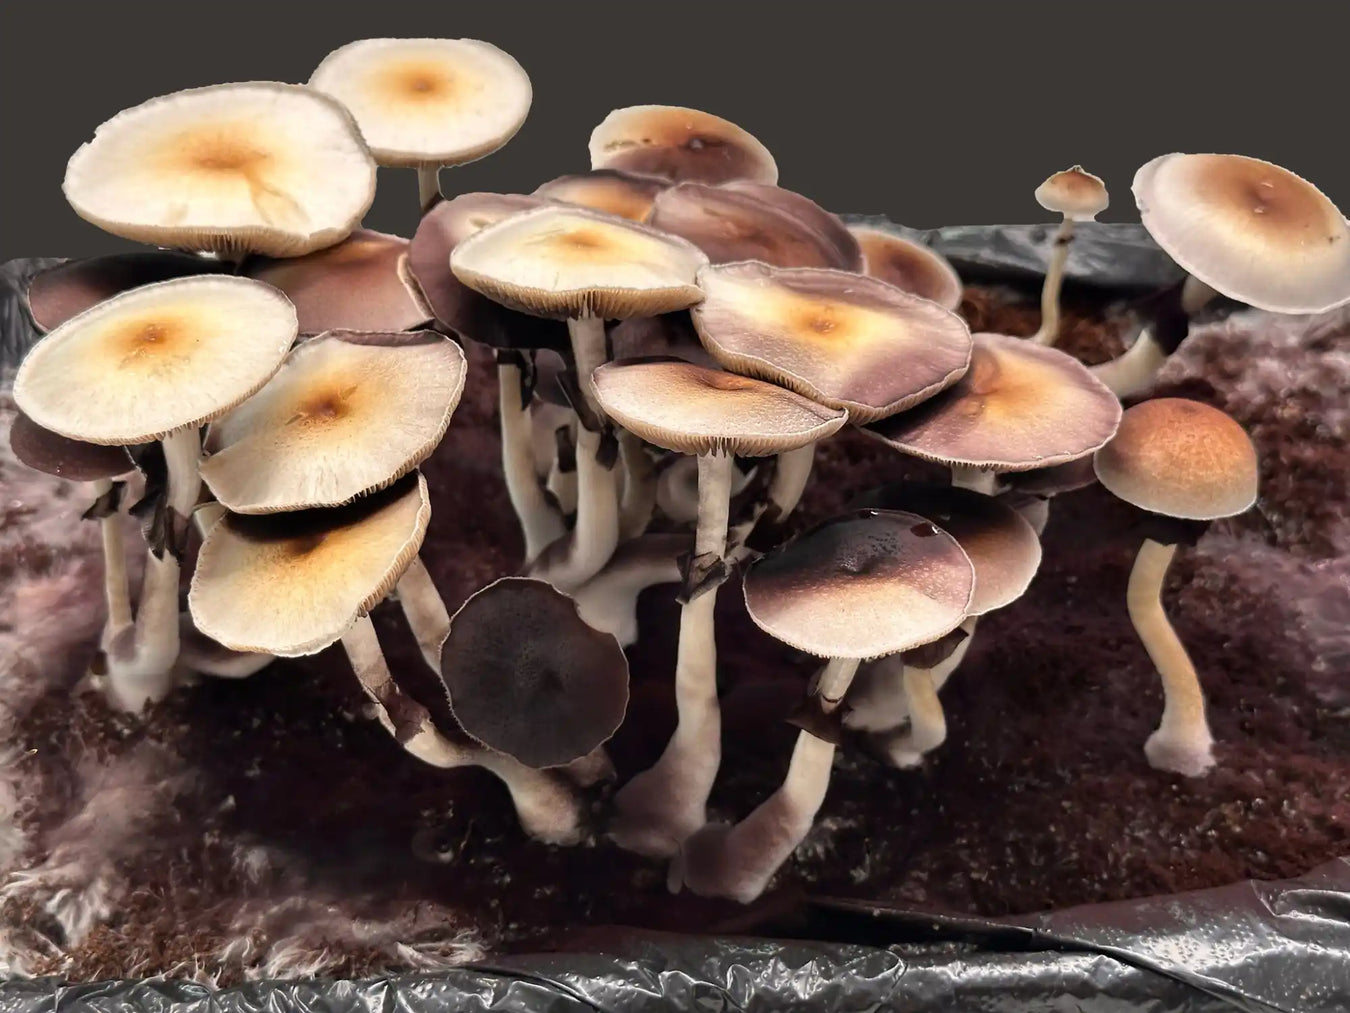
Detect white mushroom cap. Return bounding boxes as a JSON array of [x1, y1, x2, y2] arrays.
[[1035, 165, 1109, 222]]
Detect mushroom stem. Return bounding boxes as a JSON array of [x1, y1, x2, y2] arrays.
[[527, 423, 620, 591], [618, 429, 658, 540], [609, 451, 734, 857], [547, 451, 578, 517], [91, 478, 132, 642], [731, 443, 815, 558], [1093, 276, 1218, 399], [394, 556, 452, 673], [567, 316, 608, 424], [572, 534, 686, 647], [844, 618, 977, 737], [951, 465, 999, 494], [1126, 538, 1215, 777], [561, 746, 616, 787], [498, 359, 567, 563], [882, 667, 948, 768], [417, 164, 441, 214], [1030, 218, 1074, 346]]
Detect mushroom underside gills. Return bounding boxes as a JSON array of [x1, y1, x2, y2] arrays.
[[1030, 218, 1074, 347], [498, 359, 567, 564], [1092, 277, 1219, 399]]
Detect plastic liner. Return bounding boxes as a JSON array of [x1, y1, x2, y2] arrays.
[[1, 232, 1344, 1012]]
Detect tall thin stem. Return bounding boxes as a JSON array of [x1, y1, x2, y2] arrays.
[[417, 164, 441, 214], [1030, 218, 1074, 346], [498, 359, 567, 564]]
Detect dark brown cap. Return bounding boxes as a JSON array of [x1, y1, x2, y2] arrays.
[[8, 409, 135, 481], [589, 105, 777, 185], [25, 252, 231, 333]]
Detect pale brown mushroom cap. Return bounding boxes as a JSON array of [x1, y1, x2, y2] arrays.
[[8, 410, 135, 482], [62, 82, 376, 258], [691, 261, 972, 424], [849, 226, 964, 310], [188, 472, 430, 657], [865, 332, 1121, 471], [589, 104, 778, 185], [609, 312, 719, 370], [743, 509, 975, 660], [14, 275, 298, 446], [247, 230, 432, 335], [1004, 456, 1099, 496], [1133, 153, 1350, 313], [1093, 398, 1258, 521], [592, 359, 847, 457], [533, 169, 669, 222], [201, 330, 465, 514], [1035, 165, 1109, 222], [309, 38, 531, 167], [25, 252, 231, 333], [450, 205, 708, 320]]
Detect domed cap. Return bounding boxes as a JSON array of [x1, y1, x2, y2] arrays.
[[308, 38, 531, 167], [592, 360, 846, 457], [865, 332, 1121, 471], [849, 226, 964, 310], [1093, 398, 1258, 521], [188, 472, 430, 657], [63, 82, 376, 258], [1133, 152, 1350, 313], [849, 482, 1041, 615], [449, 204, 708, 320], [692, 261, 971, 423], [201, 330, 466, 513], [14, 275, 297, 445], [533, 169, 670, 222], [1035, 165, 1109, 221], [438, 577, 630, 769], [743, 509, 975, 660], [25, 253, 231, 333], [8, 410, 134, 482], [589, 105, 778, 185]]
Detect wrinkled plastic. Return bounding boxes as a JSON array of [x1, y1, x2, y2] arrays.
[[0, 257, 59, 371]]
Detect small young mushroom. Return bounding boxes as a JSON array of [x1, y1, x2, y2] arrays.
[[13, 275, 297, 710], [1030, 166, 1109, 347], [534, 169, 671, 222], [593, 360, 847, 856], [848, 226, 965, 311], [589, 105, 778, 185], [1093, 398, 1259, 776], [24, 252, 231, 333], [674, 509, 975, 902], [62, 82, 376, 258], [309, 38, 532, 212]]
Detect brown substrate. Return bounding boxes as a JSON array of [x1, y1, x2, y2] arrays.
[[3, 284, 1346, 983]]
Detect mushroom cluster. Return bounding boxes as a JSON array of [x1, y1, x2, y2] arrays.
[[9, 37, 1346, 906]]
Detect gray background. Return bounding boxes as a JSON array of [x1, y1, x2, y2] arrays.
[[3, 0, 1348, 261]]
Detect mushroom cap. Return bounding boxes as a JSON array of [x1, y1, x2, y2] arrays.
[[592, 359, 847, 457], [1035, 165, 1109, 222], [247, 229, 432, 335], [63, 82, 376, 258], [1133, 152, 1350, 313], [865, 332, 1122, 471], [188, 472, 430, 657], [8, 410, 135, 482], [743, 508, 975, 660], [608, 312, 719, 370], [589, 104, 778, 185], [533, 169, 670, 222], [14, 275, 298, 446], [450, 204, 709, 320], [308, 37, 532, 167], [647, 181, 862, 270], [200, 330, 465, 514], [25, 252, 232, 333], [1093, 398, 1258, 521], [691, 261, 972, 424], [439, 577, 630, 769], [849, 226, 965, 310], [849, 483, 1041, 615]]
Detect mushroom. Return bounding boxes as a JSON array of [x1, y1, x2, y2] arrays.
[[309, 38, 532, 212], [63, 82, 376, 259], [673, 509, 975, 902], [999, 456, 1100, 535], [1029, 166, 1109, 347], [1092, 398, 1259, 776], [13, 275, 296, 710], [450, 205, 710, 590], [570, 533, 691, 647], [589, 105, 778, 185], [1094, 153, 1350, 397], [592, 360, 847, 856], [848, 225, 965, 311], [534, 169, 671, 222]]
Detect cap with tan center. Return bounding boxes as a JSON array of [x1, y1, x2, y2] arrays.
[[865, 332, 1121, 471], [743, 509, 975, 660], [691, 261, 972, 424], [647, 182, 862, 270], [1035, 165, 1109, 221], [450, 205, 709, 320], [849, 482, 1041, 615], [14, 275, 297, 446], [439, 577, 630, 769], [1134, 153, 1350, 313], [849, 226, 964, 310], [25, 252, 232, 333], [201, 330, 466, 513], [188, 471, 430, 657], [8, 410, 135, 482], [63, 82, 376, 258], [1093, 398, 1258, 521], [247, 230, 432, 335], [589, 105, 778, 185], [309, 38, 531, 167], [533, 170, 670, 222], [592, 360, 847, 457]]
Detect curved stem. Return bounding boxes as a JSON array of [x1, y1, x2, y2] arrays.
[[417, 164, 441, 214], [498, 361, 567, 564], [730, 444, 815, 560], [527, 424, 619, 591], [617, 429, 657, 541], [571, 533, 687, 647], [395, 556, 452, 674], [90, 478, 132, 642], [1030, 218, 1074, 346], [1093, 276, 1219, 399]]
